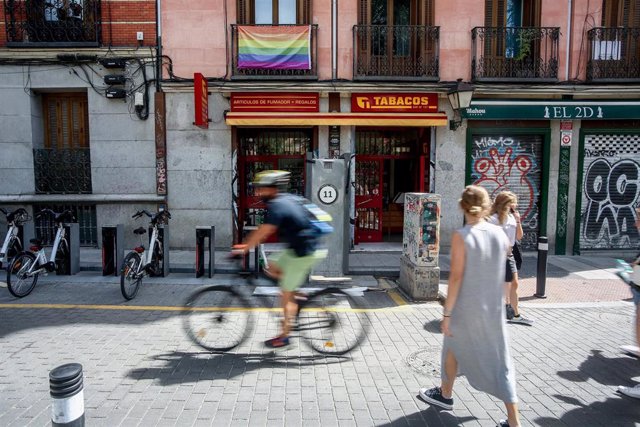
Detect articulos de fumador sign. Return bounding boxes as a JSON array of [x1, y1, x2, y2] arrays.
[[461, 100, 640, 120]]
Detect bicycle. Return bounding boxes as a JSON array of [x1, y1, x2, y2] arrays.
[[120, 209, 171, 300], [0, 207, 31, 270], [183, 249, 369, 355], [6, 209, 74, 298]]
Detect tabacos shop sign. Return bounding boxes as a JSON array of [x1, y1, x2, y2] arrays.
[[351, 93, 438, 113]]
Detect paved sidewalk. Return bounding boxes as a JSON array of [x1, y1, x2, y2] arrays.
[[1, 250, 639, 426], [0, 276, 639, 426]]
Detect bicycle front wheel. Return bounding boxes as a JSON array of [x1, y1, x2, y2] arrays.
[[298, 288, 369, 355], [120, 252, 142, 300], [7, 252, 38, 298], [183, 286, 253, 352]]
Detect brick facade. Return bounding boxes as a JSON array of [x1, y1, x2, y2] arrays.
[[0, 0, 156, 47]]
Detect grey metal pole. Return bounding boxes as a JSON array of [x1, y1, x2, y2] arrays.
[[50, 363, 84, 426]]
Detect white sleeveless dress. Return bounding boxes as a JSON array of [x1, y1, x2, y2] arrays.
[[442, 221, 518, 403]]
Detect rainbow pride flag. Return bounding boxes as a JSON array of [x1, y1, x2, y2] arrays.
[[237, 25, 311, 70]]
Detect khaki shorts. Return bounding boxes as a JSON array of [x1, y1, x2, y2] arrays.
[[274, 249, 327, 292]]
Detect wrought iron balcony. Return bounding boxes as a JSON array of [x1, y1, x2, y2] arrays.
[[587, 27, 640, 82], [231, 24, 318, 80], [33, 148, 92, 194], [471, 27, 560, 82], [3, 0, 101, 47], [353, 25, 439, 81]]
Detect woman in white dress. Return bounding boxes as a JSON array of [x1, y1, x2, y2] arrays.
[[419, 185, 521, 427]]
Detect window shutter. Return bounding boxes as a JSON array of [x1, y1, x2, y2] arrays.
[[424, 0, 434, 26], [44, 94, 89, 150], [624, 0, 640, 27], [297, 0, 311, 24], [485, 0, 502, 27], [237, 0, 251, 24], [359, 0, 370, 25]]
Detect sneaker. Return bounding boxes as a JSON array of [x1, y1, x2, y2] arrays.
[[505, 304, 515, 320], [264, 336, 290, 349], [620, 345, 640, 358], [418, 387, 454, 410], [617, 384, 640, 399], [497, 421, 510, 427], [508, 314, 533, 326]]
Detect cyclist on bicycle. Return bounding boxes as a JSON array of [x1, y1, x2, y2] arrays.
[[233, 170, 326, 349]]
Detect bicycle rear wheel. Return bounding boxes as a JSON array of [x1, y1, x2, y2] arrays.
[[183, 286, 253, 352], [120, 252, 142, 300], [298, 288, 369, 355], [7, 252, 38, 298]]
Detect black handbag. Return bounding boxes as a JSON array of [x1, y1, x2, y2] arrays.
[[512, 241, 523, 270]]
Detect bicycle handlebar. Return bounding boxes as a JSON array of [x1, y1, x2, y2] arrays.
[[35, 209, 75, 223], [132, 209, 171, 224], [0, 207, 6, 215]]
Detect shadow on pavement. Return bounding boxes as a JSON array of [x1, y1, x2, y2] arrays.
[[376, 405, 477, 426], [127, 351, 348, 386], [423, 319, 442, 334], [557, 349, 640, 386], [536, 394, 640, 426], [549, 349, 640, 424]]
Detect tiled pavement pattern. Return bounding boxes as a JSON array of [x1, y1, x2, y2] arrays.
[[1, 282, 639, 426]]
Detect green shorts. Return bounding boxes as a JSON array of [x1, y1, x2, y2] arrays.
[[274, 249, 327, 292]]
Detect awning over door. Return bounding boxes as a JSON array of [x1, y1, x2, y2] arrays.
[[225, 112, 448, 126]]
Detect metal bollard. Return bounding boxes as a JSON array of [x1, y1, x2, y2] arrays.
[[50, 363, 85, 426], [534, 236, 548, 299]]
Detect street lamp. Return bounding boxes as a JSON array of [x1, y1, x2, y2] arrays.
[[447, 78, 474, 131]]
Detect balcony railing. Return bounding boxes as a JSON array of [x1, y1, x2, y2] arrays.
[[587, 27, 640, 82], [471, 27, 560, 82], [353, 25, 439, 81], [231, 24, 318, 80], [3, 0, 101, 47], [34, 148, 92, 194]]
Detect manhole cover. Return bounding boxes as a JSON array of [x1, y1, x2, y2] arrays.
[[406, 346, 441, 377], [598, 312, 633, 323]]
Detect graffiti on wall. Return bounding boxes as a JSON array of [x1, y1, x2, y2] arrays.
[[470, 135, 543, 249], [580, 134, 640, 249], [402, 194, 440, 267]]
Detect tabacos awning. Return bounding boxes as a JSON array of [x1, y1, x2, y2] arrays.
[[224, 112, 449, 127]]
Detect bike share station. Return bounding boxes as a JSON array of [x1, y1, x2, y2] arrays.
[[101, 223, 170, 277], [61, 223, 81, 275]]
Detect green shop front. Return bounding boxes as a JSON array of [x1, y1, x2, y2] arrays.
[[462, 99, 640, 254]]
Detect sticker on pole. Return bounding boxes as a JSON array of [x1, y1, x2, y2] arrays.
[[561, 131, 572, 147], [318, 184, 338, 205]]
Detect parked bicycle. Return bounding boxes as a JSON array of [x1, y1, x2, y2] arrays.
[[0, 207, 31, 270], [183, 250, 369, 355], [6, 209, 74, 298], [120, 209, 171, 300]]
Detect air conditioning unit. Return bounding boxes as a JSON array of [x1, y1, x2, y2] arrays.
[[592, 40, 621, 60]]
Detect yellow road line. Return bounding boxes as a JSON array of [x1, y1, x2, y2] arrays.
[[0, 302, 411, 313], [387, 289, 408, 306]]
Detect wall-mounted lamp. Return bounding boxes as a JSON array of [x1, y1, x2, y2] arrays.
[[447, 78, 474, 131]]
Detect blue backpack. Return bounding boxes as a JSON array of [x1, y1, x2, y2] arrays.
[[296, 198, 334, 237]]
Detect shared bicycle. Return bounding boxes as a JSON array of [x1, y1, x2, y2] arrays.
[[6, 209, 74, 298], [0, 207, 31, 270], [120, 209, 171, 300], [183, 251, 369, 355]]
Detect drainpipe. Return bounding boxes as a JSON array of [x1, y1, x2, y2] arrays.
[[156, 0, 162, 91], [332, 0, 337, 79], [565, 0, 572, 81]]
